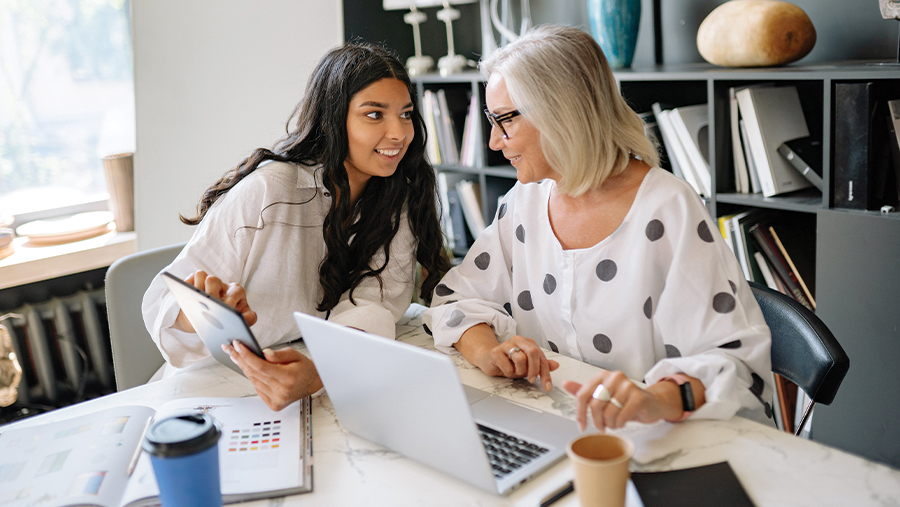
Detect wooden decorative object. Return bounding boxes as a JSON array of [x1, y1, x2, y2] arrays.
[[697, 0, 816, 67]]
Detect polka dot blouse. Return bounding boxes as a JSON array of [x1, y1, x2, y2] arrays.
[[424, 168, 774, 422]]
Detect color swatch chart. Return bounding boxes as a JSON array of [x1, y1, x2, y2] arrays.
[[227, 419, 281, 452]]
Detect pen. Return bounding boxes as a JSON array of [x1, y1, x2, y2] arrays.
[[128, 417, 154, 476], [539, 480, 574, 507]]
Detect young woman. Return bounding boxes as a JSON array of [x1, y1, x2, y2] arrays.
[[424, 25, 773, 431], [143, 41, 450, 411]]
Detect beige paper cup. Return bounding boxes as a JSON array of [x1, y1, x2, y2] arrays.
[[566, 434, 634, 507], [102, 152, 135, 232]]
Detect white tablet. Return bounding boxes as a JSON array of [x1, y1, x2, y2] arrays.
[[161, 271, 264, 376]]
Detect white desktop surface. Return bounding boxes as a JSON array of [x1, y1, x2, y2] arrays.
[[5, 305, 899, 506]]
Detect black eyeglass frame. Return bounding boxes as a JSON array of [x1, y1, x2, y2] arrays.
[[483, 108, 521, 139]]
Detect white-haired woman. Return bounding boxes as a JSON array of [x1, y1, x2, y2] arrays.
[[423, 25, 773, 432]]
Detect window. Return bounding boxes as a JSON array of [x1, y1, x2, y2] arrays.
[[0, 0, 134, 220]]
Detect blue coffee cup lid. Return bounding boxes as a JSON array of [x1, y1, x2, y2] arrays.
[[143, 413, 221, 458]]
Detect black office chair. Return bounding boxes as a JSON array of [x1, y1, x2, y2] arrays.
[[749, 281, 850, 436]]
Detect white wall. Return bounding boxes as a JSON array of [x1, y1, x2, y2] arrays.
[[133, 0, 343, 250]]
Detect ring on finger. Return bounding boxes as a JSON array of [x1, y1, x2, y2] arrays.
[[507, 346, 521, 359], [592, 384, 611, 402], [610, 397, 623, 409]]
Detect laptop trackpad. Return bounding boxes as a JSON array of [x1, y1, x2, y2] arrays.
[[469, 392, 542, 428], [463, 385, 491, 405]]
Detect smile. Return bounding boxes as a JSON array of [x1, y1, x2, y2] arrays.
[[375, 148, 401, 157]]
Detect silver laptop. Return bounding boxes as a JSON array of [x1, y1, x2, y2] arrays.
[[292, 311, 579, 495], [161, 271, 264, 376]]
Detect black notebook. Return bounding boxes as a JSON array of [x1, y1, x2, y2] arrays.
[[632, 461, 755, 507]]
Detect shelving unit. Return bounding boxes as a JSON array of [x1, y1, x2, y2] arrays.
[[414, 62, 900, 467]]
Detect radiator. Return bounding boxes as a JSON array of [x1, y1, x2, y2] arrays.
[[3, 289, 114, 405]]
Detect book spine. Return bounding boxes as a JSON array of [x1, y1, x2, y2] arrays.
[[748, 224, 813, 311], [833, 82, 876, 210]]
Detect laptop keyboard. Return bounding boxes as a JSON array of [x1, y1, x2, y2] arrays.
[[477, 424, 549, 479]]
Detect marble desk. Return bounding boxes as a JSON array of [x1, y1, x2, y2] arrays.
[[5, 306, 900, 506]]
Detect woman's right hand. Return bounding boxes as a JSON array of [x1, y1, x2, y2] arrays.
[[173, 270, 258, 333], [457, 324, 559, 391]]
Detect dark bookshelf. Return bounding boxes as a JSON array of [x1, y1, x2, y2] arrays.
[[413, 61, 900, 468]]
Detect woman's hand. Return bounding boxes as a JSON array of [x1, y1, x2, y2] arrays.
[[174, 270, 258, 333], [563, 371, 704, 432], [222, 340, 324, 412], [456, 324, 559, 391]]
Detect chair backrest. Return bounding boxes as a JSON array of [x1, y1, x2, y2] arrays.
[[749, 281, 849, 405], [105, 242, 185, 391]]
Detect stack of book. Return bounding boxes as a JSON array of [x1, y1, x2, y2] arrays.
[[421, 89, 483, 168], [436, 172, 485, 256], [728, 84, 823, 197], [716, 209, 815, 435], [652, 102, 711, 198]]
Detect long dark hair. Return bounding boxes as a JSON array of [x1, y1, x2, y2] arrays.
[[180, 41, 450, 310]]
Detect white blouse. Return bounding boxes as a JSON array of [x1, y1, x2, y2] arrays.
[[424, 168, 774, 422], [142, 161, 417, 378]]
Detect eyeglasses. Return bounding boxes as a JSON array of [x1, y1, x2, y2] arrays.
[[483, 108, 521, 139]]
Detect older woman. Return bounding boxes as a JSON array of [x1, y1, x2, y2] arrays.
[[423, 25, 773, 432]]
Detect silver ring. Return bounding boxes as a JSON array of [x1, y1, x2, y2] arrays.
[[592, 384, 610, 402], [610, 398, 623, 409], [507, 346, 521, 359]]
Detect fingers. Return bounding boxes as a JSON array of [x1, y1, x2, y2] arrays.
[[489, 337, 553, 386], [584, 372, 637, 431], [223, 342, 313, 412], [538, 355, 552, 391]]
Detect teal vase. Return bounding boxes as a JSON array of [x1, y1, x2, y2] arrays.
[[588, 0, 641, 69]]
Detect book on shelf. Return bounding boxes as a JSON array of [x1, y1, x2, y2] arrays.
[[652, 102, 702, 196], [669, 104, 712, 198], [888, 99, 900, 205], [739, 119, 762, 194], [735, 85, 813, 197], [456, 179, 486, 239], [754, 251, 780, 292], [650, 103, 687, 183], [435, 89, 460, 166], [773, 373, 797, 434], [437, 171, 471, 252], [422, 90, 441, 164], [768, 225, 815, 309], [729, 86, 750, 194], [747, 223, 813, 311], [458, 93, 483, 168], [832, 82, 897, 210], [0, 396, 312, 507], [729, 209, 771, 283], [717, 213, 739, 254], [777, 138, 823, 191]]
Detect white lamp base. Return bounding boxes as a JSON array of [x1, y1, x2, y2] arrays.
[[437, 53, 468, 77], [407, 55, 434, 77]]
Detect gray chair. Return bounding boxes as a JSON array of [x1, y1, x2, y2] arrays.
[[749, 281, 850, 436], [105, 242, 185, 391]]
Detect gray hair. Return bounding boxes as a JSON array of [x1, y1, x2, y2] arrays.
[[480, 25, 658, 196]]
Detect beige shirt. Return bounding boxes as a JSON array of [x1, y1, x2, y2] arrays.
[[142, 161, 417, 377]]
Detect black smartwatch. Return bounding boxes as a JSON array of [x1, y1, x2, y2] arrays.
[[662, 374, 695, 422]]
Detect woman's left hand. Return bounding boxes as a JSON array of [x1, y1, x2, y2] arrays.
[[563, 371, 690, 432], [222, 341, 324, 412]]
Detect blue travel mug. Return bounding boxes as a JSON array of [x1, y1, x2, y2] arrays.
[[142, 413, 222, 507]]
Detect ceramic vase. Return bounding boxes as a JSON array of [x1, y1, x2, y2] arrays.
[[588, 0, 641, 69]]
